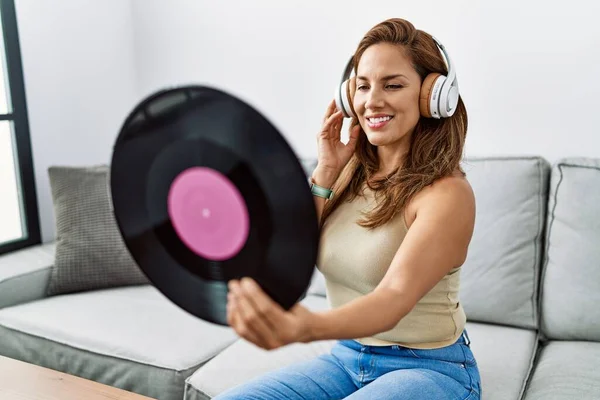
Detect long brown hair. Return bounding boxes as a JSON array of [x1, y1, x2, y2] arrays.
[[321, 18, 468, 229]]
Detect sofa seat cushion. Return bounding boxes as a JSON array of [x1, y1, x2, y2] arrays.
[[0, 285, 237, 400], [466, 322, 538, 400], [523, 341, 600, 400], [184, 295, 332, 400], [185, 295, 538, 400]]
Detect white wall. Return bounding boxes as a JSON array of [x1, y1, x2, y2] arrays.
[[132, 0, 600, 163], [12, 0, 600, 242], [15, 0, 138, 242]]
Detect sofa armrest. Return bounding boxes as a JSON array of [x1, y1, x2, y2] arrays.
[[0, 242, 55, 309]]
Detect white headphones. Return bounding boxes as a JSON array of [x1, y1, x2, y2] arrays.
[[334, 36, 459, 120]]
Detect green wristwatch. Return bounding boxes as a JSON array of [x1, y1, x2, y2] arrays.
[[310, 180, 334, 200]]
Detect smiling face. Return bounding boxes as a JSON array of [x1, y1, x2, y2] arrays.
[[353, 42, 422, 154]]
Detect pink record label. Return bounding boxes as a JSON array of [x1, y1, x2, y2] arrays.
[[167, 167, 250, 261]]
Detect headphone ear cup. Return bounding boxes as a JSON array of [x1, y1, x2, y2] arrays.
[[338, 78, 355, 118], [335, 83, 345, 116], [419, 73, 442, 118], [441, 84, 459, 118], [344, 76, 357, 118]]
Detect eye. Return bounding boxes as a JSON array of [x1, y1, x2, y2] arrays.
[[386, 84, 403, 89], [357, 85, 369, 91]]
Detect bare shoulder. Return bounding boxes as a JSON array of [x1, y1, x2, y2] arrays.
[[429, 173, 475, 208], [404, 172, 475, 229]]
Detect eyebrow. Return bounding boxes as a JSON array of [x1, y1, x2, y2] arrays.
[[356, 74, 409, 81]]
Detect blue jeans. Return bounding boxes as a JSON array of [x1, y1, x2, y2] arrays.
[[215, 330, 481, 399]]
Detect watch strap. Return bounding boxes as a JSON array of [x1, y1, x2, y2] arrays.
[[310, 180, 334, 200]]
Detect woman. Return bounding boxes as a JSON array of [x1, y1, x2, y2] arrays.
[[218, 18, 481, 400]]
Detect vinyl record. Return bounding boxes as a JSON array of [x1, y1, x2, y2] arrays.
[[110, 85, 319, 326]]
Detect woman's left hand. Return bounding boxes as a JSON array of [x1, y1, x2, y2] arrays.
[[227, 277, 315, 350]]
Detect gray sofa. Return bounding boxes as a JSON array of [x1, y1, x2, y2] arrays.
[[0, 156, 599, 400]]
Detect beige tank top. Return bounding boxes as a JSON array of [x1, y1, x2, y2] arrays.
[[316, 184, 466, 349]]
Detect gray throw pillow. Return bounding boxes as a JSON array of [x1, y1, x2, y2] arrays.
[[46, 165, 149, 295]]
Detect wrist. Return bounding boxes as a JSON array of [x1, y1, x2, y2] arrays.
[[302, 311, 328, 342], [311, 167, 339, 188]]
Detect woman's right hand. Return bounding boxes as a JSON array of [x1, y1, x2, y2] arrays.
[[315, 99, 361, 184]]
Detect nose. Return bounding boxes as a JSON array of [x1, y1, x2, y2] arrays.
[[364, 87, 385, 111]]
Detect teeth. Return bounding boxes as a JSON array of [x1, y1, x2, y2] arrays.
[[368, 116, 392, 123]]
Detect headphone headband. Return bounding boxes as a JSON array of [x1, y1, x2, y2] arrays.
[[430, 36, 457, 97]]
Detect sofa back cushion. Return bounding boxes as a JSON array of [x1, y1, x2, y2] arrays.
[[540, 158, 600, 341], [460, 157, 550, 329]]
